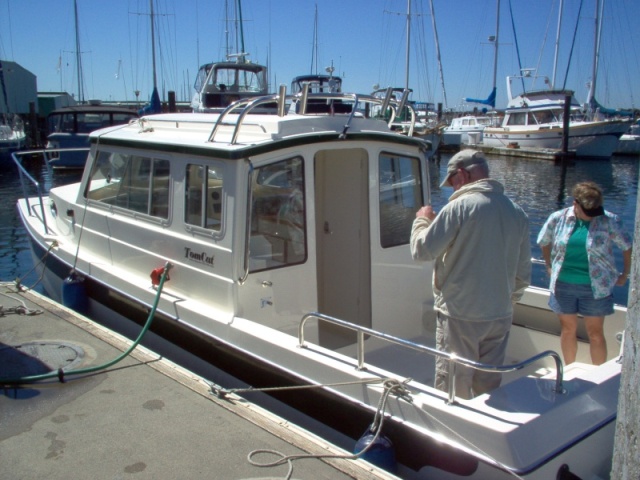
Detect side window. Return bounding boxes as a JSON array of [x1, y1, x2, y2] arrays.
[[86, 151, 170, 219], [507, 112, 526, 126], [249, 157, 306, 271], [185, 163, 224, 231], [379, 153, 422, 248]]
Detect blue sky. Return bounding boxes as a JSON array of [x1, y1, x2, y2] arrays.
[[1, 0, 639, 111]]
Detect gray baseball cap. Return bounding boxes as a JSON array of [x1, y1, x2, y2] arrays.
[[440, 150, 488, 187]]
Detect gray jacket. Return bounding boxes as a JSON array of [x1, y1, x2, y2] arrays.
[[410, 179, 531, 322]]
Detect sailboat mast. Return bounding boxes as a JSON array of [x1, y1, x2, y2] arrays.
[[74, 0, 84, 103], [492, 0, 500, 97], [428, 0, 448, 109], [237, 0, 246, 62], [404, 0, 411, 91], [586, 0, 604, 106], [149, 0, 157, 90], [311, 4, 318, 74], [551, 0, 563, 89]]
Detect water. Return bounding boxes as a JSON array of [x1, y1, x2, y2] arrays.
[[0, 156, 82, 292], [1, 152, 637, 305]]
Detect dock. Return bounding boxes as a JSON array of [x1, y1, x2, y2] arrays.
[[459, 143, 576, 161], [0, 285, 398, 480]]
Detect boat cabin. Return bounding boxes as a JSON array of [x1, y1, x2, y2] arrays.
[[191, 61, 269, 112], [290, 74, 342, 94], [76, 95, 432, 346], [46, 104, 138, 168]]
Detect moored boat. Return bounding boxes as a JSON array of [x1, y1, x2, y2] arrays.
[[482, 73, 629, 158], [191, 60, 269, 113], [614, 121, 640, 156], [0, 113, 26, 157], [45, 103, 138, 169], [442, 114, 499, 148], [15, 89, 624, 479]]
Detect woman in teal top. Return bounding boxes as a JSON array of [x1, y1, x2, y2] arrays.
[[537, 182, 632, 365]]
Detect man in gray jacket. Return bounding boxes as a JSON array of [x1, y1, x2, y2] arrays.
[[410, 150, 531, 399]]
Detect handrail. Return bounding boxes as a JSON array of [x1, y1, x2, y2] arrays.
[[298, 312, 565, 404], [12, 150, 49, 234], [11, 147, 90, 235], [207, 90, 418, 145]]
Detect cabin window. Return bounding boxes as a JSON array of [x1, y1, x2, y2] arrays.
[[506, 113, 527, 126], [379, 153, 422, 248], [249, 157, 306, 271], [86, 151, 170, 219], [185, 164, 224, 231], [532, 110, 555, 124], [193, 65, 210, 93]]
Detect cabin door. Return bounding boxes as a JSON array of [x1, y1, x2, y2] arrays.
[[315, 149, 371, 348]]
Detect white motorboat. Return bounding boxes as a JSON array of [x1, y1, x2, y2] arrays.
[[614, 122, 640, 155], [15, 89, 624, 479], [191, 60, 269, 113], [190, 1, 269, 113], [442, 115, 498, 148], [482, 74, 629, 158]]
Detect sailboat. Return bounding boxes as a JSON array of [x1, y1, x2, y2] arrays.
[[290, 4, 343, 96], [191, 0, 268, 113], [482, 0, 629, 158]]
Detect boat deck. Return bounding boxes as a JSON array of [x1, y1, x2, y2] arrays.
[[0, 286, 397, 480]]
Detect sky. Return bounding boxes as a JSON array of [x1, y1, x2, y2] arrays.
[[1, 0, 639, 112]]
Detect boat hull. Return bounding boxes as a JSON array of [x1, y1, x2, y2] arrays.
[[483, 120, 628, 158]]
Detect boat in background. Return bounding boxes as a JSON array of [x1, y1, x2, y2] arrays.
[[614, 120, 640, 155], [290, 73, 342, 95], [483, 0, 630, 158], [46, 103, 138, 169], [191, 0, 268, 113], [15, 88, 623, 479], [0, 113, 26, 158], [444, 0, 501, 150], [191, 60, 268, 113], [371, 87, 442, 152], [442, 114, 499, 148], [482, 71, 629, 158]]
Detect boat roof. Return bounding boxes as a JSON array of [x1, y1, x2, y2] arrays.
[[199, 61, 268, 73], [505, 89, 581, 110], [89, 111, 430, 159], [292, 74, 342, 84]]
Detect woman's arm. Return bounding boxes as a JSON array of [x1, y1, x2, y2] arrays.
[[540, 244, 553, 276], [616, 247, 633, 286]]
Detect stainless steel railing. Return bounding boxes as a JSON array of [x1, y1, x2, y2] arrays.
[[298, 311, 565, 404], [11, 148, 89, 235], [207, 86, 418, 144]]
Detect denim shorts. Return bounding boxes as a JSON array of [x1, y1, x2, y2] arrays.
[[549, 280, 614, 317]]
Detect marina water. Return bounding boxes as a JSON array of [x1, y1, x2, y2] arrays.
[[2, 152, 638, 306]]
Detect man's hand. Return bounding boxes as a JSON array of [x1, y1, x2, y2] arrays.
[[416, 205, 437, 220]]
